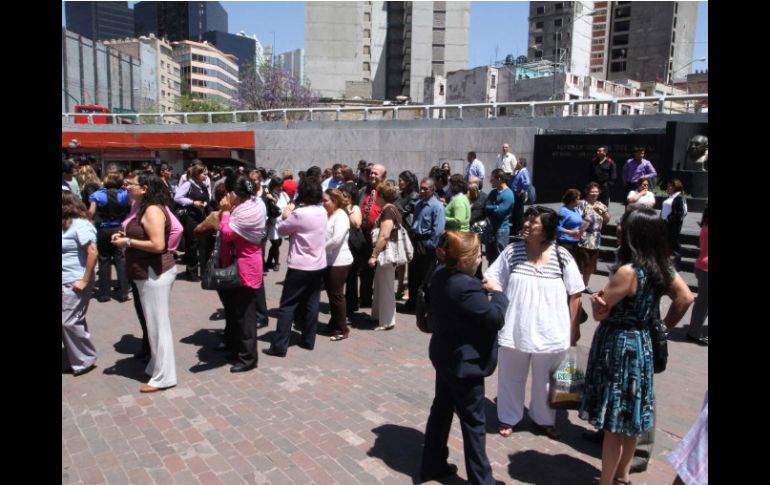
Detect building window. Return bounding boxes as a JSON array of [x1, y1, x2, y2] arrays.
[[554, 18, 563, 27], [364, 45, 370, 55], [536, 6, 545, 15], [671, 31, 676, 43], [614, 20, 630, 32], [161, 75, 165, 83], [439, 84, 444, 95], [555, 3, 564, 10], [491, 74, 496, 88], [364, 29, 371, 38], [162, 90, 166, 97], [593, 23, 606, 31], [591, 67, 603, 73], [615, 5, 631, 18], [535, 21, 544, 29], [673, 16, 677, 28], [591, 53, 603, 59], [610, 61, 627, 73], [613, 34, 629, 45], [671, 45, 675, 56], [592, 39, 604, 45], [535, 50, 543, 59], [553, 32, 562, 41], [611, 48, 627, 59], [535, 36, 543, 44], [674, 2, 678, 14], [363, 62, 370, 72], [364, 12, 371, 22]]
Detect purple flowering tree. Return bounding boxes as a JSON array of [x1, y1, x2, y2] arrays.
[[233, 63, 318, 121]]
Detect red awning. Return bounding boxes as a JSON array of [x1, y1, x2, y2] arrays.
[[62, 131, 255, 150]]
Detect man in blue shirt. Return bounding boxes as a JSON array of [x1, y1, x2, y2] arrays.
[[484, 169, 514, 265], [464, 151, 486, 190], [405, 177, 446, 312], [510, 159, 530, 236], [322, 163, 345, 190]]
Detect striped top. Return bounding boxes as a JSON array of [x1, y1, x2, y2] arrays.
[[485, 241, 585, 353]]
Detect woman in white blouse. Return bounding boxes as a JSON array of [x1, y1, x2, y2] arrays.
[[625, 177, 656, 208], [323, 188, 354, 341], [484, 206, 584, 440]]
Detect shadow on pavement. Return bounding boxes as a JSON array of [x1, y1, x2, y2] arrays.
[[348, 312, 377, 330], [179, 328, 230, 373], [367, 424, 423, 484], [112, 334, 143, 355], [506, 450, 599, 484], [101, 356, 148, 383]]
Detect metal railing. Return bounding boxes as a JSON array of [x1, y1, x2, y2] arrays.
[[62, 94, 708, 125]]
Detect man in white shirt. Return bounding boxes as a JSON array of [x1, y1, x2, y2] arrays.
[[496, 143, 518, 185]]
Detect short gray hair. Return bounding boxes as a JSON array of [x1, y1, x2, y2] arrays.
[[420, 177, 435, 189]]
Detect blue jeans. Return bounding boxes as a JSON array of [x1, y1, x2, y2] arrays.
[[485, 226, 510, 266]]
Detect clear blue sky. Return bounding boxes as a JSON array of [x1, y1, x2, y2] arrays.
[[64, 1, 708, 73]]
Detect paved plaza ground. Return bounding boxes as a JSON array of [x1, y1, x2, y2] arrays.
[[63, 240, 707, 485]]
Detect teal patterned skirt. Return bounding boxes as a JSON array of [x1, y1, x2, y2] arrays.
[[578, 322, 655, 437]]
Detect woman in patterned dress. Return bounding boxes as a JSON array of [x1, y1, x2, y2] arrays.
[[578, 182, 610, 289], [579, 207, 693, 485]]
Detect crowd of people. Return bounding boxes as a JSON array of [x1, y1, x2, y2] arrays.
[[62, 143, 706, 483]]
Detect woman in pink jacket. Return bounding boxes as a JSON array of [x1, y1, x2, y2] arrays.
[[217, 176, 267, 372], [264, 176, 328, 358]]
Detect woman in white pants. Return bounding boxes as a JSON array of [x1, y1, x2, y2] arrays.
[[368, 181, 403, 331], [112, 174, 177, 393], [484, 206, 584, 440]]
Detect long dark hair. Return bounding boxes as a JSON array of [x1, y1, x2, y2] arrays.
[[399, 170, 419, 194], [296, 175, 323, 205], [137, 173, 172, 220], [62, 190, 89, 230], [613, 207, 673, 295]]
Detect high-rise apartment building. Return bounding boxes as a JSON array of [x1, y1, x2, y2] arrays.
[[172, 40, 239, 105], [528, 1, 696, 84], [104, 35, 182, 117], [134, 1, 228, 42], [65, 1, 134, 42], [305, 1, 469, 102], [276, 49, 306, 86]]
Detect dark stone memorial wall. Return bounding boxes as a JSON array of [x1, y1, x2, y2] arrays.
[[532, 134, 667, 204]]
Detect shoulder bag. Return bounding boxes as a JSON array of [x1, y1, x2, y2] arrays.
[[201, 232, 242, 290]]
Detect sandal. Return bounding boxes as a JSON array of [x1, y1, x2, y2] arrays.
[[498, 425, 513, 437], [330, 334, 349, 341]]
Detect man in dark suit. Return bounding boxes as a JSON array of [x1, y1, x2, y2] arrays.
[[420, 233, 508, 485]]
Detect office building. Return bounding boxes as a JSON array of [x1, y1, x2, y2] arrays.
[[276, 49, 305, 85], [305, 1, 469, 102], [172, 40, 239, 105], [134, 1, 228, 42], [65, 1, 134, 41]]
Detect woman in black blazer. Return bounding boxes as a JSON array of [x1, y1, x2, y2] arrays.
[[420, 231, 508, 485]]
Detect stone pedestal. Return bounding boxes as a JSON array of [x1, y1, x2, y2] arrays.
[[671, 170, 708, 199]]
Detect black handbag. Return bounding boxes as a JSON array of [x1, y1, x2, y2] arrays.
[[415, 260, 438, 333], [201, 233, 242, 290], [649, 318, 668, 374]]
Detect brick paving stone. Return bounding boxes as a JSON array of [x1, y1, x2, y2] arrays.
[[64, 251, 706, 485], [79, 466, 105, 485]]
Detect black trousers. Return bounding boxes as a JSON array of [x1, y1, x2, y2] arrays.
[[271, 268, 324, 354], [408, 248, 436, 309], [346, 248, 364, 314], [358, 237, 375, 307], [130, 280, 149, 356], [510, 192, 526, 236], [421, 369, 494, 485], [230, 285, 262, 367], [325, 265, 351, 336], [218, 288, 239, 351], [597, 182, 611, 206], [265, 238, 282, 267], [96, 227, 129, 299]]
